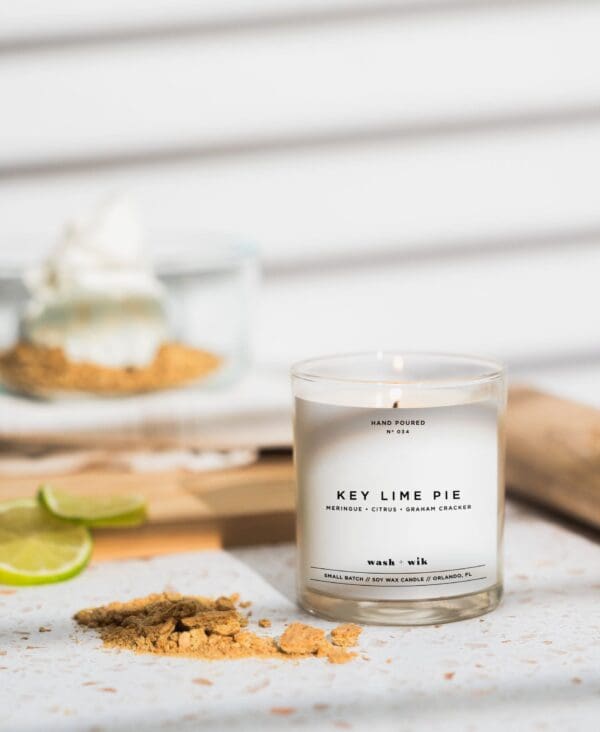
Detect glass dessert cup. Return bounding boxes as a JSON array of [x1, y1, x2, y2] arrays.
[[0, 233, 257, 400], [292, 351, 506, 626]]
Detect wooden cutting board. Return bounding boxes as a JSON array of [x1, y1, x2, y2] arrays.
[[0, 452, 296, 560]]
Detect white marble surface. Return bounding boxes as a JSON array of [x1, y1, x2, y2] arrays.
[[1, 502, 598, 732]]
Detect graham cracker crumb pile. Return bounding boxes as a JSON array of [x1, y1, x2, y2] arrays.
[[74, 592, 361, 664]]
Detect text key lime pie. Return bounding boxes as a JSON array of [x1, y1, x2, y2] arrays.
[[0, 199, 221, 397]]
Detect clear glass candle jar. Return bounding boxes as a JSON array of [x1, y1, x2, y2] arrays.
[[291, 352, 506, 626]]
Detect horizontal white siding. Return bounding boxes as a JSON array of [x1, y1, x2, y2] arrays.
[[2, 124, 600, 266], [257, 245, 600, 365], [0, 0, 461, 40], [2, 3, 600, 165]]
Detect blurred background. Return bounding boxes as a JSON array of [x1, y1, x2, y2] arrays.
[[2, 0, 600, 409]]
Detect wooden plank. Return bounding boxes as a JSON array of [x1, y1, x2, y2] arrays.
[[92, 512, 295, 560], [506, 387, 600, 530]]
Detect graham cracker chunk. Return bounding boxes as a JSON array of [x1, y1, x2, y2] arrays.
[[331, 624, 362, 648], [278, 623, 326, 655]]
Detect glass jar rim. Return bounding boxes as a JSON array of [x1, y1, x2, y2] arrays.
[[291, 351, 505, 390]]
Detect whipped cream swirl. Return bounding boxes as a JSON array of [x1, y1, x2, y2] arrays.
[[23, 198, 168, 368]]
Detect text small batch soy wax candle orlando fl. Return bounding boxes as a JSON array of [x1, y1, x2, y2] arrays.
[[291, 352, 506, 626]]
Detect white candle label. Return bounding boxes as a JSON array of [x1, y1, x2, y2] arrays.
[[295, 398, 500, 601]]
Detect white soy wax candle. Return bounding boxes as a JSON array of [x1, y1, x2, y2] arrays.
[[291, 352, 506, 625]]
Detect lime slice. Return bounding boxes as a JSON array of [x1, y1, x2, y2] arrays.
[[38, 485, 147, 528], [0, 499, 92, 585]]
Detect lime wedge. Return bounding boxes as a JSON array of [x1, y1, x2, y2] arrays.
[[0, 499, 92, 585], [38, 485, 147, 528]]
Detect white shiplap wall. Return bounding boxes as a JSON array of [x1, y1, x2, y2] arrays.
[[3, 2, 600, 165], [1, 0, 600, 399]]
